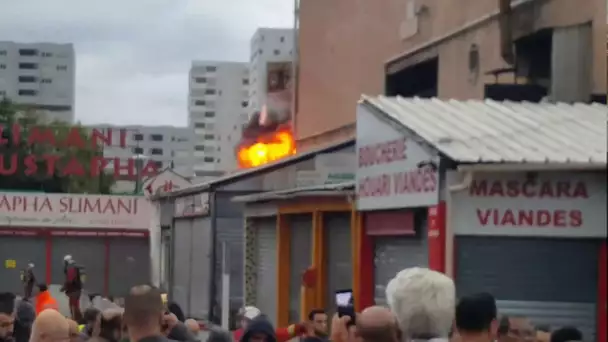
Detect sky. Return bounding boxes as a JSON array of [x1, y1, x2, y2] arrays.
[[0, 0, 294, 126]]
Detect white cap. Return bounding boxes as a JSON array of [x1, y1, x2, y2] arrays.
[[241, 306, 261, 320], [28, 263, 34, 268], [63, 255, 73, 262]]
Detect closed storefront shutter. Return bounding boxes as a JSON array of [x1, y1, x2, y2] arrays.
[[288, 214, 312, 323], [373, 236, 427, 305], [255, 218, 278, 326], [0, 235, 46, 294], [51, 237, 105, 294], [108, 238, 150, 297], [171, 219, 193, 315], [190, 217, 212, 320], [214, 217, 244, 317], [325, 213, 352, 317], [456, 237, 599, 341]]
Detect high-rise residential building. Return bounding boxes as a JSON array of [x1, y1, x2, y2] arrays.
[[188, 61, 249, 178], [87, 124, 196, 186], [0, 41, 76, 123], [248, 28, 294, 118]]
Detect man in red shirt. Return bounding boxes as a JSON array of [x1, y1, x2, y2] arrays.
[[233, 306, 307, 342]]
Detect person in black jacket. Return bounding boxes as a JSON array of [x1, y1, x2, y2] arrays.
[[0, 293, 16, 342], [240, 315, 277, 342]]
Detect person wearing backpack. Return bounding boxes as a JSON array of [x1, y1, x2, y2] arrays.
[[61, 255, 84, 322]]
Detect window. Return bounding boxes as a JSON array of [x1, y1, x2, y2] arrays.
[[204, 89, 216, 95], [132, 147, 144, 154], [19, 49, 38, 56], [133, 133, 144, 141], [203, 157, 214, 163], [18, 89, 37, 96], [205, 66, 217, 72], [280, 36, 285, 42], [0, 51, 6, 56], [242, 79, 249, 85], [41, 79, 52, 84], [56, 65, 68, 71], [258, 49, 263, 55], [194, 100, 206, 106], [150, 148, 163, 155], [18, 76, 37, 83], [41, 52, 53, 57], [274, 49, 280, 56], [154, 161, 163, 168], [194, 122, 206, 129], [195, 77, 207, 83], [0, 64, 6, 70], [194, 145, 206, 151], [203, 134, 214, 140], [150, 134, 163, 142], [19, 63, 38, 70], [204, 111, 215, 118], [0, 91, 6, 96], [241, 101, 248, 108]]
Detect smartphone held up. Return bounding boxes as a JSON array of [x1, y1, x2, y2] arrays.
[[335, 289, 356, 325]]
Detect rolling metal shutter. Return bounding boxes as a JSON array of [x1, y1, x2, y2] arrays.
[[456, 237, 599, 341], [108, 238, 150, 297], [255, 218, 278, 326], [189, 217, 213, 320], [171, 219, 193, 315], [0, 236, 46, 294], [373, 236, 428, 305], [325, 213, 352, 317], [288, 214, 312, 323], [51, 237, 105, 294]]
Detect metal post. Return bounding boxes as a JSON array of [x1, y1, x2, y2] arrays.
[[221, 241, 230, 330]]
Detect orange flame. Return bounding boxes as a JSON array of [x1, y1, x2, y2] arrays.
[[237, 128, 296, 168]]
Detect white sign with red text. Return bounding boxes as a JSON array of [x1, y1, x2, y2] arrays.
[[143, 169, 191, 199], [0, 192, 153, 229], [449, 171, 607, 238], [356, 104, 439, 211]]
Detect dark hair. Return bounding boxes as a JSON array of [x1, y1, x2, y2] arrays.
[[84, 307, 101, 324], [455, 292, 497, 333], [498, 316, 510, 336], [550, 326, 583, 342], [308, 308, 326, 321], [0, 292, 16, 315], [37, 283, 48, 292], [168, 302, 186, 322], [536, 324, 551, 333], [208, 327, 234, 342]]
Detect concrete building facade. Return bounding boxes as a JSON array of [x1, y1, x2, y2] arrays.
[[248, 28, 294, 117], [0, 41, 75, 123], [189, 61, 249, 177], [295, 0, 607, 151]]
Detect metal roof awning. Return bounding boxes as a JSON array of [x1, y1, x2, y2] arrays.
[[360, 95, 607, 170], [232, 182, 355, 204], [152, 138, 355, 200]]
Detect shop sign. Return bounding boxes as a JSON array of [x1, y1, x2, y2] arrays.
[[174, 192, 210, 217], [0, 192, 152, 229], [143, 169, 191, 198], [450, 172, 607, 238], [356, 105, 439, 211], [0, 125, 159, 179]]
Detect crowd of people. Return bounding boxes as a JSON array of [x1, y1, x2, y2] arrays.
[[0, 267, 587, 342]]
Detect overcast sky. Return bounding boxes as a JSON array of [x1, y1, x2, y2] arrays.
[[0, 0, 294, 126]]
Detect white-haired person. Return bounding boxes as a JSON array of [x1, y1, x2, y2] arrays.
[[385, 267, 456, 342]]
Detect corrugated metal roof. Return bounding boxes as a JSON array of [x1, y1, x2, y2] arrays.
[[153, 138, 355, 199], [360, 96, 608, 165], [231, 181, 355, 203]]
